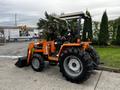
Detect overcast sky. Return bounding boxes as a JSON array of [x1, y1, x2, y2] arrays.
[[0, 0, 120, 27]]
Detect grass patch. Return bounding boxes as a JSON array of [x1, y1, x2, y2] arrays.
[[95, 46, 120, 68]]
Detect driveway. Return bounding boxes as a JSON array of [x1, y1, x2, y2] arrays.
[[0, 42, 120, 90]]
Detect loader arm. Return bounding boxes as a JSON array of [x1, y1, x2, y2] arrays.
[[27, 42, 35, 64]]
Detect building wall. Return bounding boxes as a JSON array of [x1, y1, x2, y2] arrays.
[[4, 29, 20, 40]]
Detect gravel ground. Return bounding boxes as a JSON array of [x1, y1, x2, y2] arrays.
[[0, 42, 120, 90]]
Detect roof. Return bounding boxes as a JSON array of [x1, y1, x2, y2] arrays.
[[0, 26, 37, 29], [59, 12, 86, 19], [0, 26, 19, 29]]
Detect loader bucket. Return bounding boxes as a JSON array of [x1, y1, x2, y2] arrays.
[[15, 56, 28, 68]]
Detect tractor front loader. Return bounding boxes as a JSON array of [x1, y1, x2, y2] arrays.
[[15, 12, 100, 83]]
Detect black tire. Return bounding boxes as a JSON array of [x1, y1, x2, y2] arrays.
[[88, 45, 100, 65], [31, 54, 45, 72], [59, 47, 90, 83]]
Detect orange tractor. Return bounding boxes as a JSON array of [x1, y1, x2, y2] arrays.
[[15, 12, 100, 83]]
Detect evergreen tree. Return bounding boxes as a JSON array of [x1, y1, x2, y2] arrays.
[[116, 25, 120, 45], [86, 11, 93, 40], [98, 11, 109, 45], [82, 11, 92, 41], [82, 19, 87, 41]]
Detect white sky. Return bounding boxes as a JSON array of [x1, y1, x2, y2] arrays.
[[0, 0, 120, 26]]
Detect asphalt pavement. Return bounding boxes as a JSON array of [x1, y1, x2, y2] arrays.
[[0, 42, 120, 90]]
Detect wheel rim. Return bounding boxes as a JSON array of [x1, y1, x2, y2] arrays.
[[63, 55, 83, 77], [32, 58, 40, 69]]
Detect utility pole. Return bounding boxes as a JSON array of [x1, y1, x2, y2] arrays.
[[15, 13, 17, 26]]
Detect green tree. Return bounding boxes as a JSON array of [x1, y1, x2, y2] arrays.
[[87, 11, 93, 40], [116, 25, 120, 45], [82, 11, 92, 41], [82, 16, 87, 41], [98, 11, 109, 45], [37, 12, 67, 40], [112, 17, 120, 41]]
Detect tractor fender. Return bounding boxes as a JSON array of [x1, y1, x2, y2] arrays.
[[58, 43, 81, 57], [58, 42, 91, 57]]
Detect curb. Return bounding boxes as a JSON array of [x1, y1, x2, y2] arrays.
[[97, 65, 120, 73]]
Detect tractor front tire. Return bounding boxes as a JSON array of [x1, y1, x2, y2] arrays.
[[59, 48, 90, 83], [31, 54, 45, 72]]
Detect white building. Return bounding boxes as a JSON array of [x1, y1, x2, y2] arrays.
[[0, 26, 40, 42], [0, 26, 20, 41]]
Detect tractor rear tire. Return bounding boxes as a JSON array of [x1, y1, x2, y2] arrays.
[[59, 47, 90, 83], [88, 45, 100, 65], [31, 54, 45, 72]]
